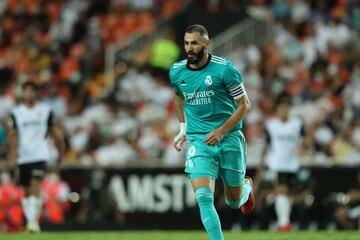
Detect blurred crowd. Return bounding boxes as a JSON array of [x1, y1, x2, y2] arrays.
[[0, 0, 184, 167], [0, 0, 359, 169], [240, 0, 360, 167]]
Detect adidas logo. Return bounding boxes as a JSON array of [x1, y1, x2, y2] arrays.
[[180, 80, 187, 86]]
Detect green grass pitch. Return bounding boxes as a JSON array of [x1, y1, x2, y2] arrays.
[[3, 231, 359, 240]]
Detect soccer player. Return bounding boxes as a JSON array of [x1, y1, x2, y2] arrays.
[[258, 94, 305, 232], [7, 81, 65, 232], [169, 24, 254, 240]]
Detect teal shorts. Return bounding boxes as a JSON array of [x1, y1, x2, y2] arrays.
[[185, 130, 247, 187]]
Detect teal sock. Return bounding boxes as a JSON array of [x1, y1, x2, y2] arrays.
[[225, 199, 241, 209], [240, 182, 252, 206], [224, 183, 252, 209], [195, 187, 223, 240]]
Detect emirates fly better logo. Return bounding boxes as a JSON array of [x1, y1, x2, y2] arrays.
[[205, 75, 212, 86], [182, 74, 215, 105]]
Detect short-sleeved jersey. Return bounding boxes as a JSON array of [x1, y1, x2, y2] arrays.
[[10, 103, 54, 165], [169, 55, 246, 135], [265, 117, 304, 173]]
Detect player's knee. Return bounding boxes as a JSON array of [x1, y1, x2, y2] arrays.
[[225, 199, 241, 209], [195, 187, 214, 205]]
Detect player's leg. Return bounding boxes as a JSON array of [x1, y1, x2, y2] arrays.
[[18, 164, 31, 229], [19, 162, 46, 232], [219, 131, 254, 214], [186, 136, 223, 240], [29, 177, 43, 223], [191, 175, 223, 240], [274, 173, 294, 232], [221, 169, 254, 214]]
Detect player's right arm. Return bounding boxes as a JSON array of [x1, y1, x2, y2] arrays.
[[173, 92, 186, 124], [7, 113, 18, 167], [173, 92, 186, 152]]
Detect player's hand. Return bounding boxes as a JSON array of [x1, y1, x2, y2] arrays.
[[204, 129, 224, 146], [174, 134, 186, 152], [173, 122, 186, 152]]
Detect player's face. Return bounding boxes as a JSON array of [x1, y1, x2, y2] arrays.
[[277, 103, 290, 119], [23, 86, 37, 103], [184, 32, 208, 64]]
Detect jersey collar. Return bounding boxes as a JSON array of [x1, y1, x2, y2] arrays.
[[186, 54, 212, 71]]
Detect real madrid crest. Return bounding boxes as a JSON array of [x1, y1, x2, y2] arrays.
[[205, 75, 212, 86]]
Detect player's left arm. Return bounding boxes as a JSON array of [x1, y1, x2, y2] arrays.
[[205, 60, 250, 145], [204, 94, 250, 145], [48, 111, 66, 162]]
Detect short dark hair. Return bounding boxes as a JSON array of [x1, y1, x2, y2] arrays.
[[185, 24, 209, 39], [22, 81, 39, 91]]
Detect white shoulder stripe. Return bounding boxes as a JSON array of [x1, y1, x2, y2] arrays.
[[211, 59, 227, 64], [174, 60, 187, 65], [211, 58, 227, 63], [173, 63, 186, 67], [212, 55, 225, 59], [211, 59, 227, 65], [172, 61, 187, 68], [212, 59, 227, 64], [173, 64, 186, 69], [212, 56, 227, 62]]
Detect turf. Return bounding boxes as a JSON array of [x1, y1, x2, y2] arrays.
[[3, 231, 359, 240]]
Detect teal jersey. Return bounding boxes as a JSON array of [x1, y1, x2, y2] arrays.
[[169, 55, 245, 135]]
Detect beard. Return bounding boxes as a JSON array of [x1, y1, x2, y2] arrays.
[[186, 46, 205, 64]]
